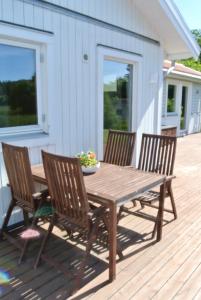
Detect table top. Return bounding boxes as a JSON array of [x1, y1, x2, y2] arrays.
[[32, 163, 166, 207]]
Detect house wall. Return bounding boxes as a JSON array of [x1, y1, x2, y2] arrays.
[[162, 75, 201, 136], [189, 83, 201, 133], [0, 0, 163, 226], [43, 0, 158, 40]]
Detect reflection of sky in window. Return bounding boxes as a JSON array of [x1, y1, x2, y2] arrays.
[[0, 44, 36, 82], [104, 60, 129, 84]]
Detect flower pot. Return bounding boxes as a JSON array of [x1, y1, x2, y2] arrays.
[[81, 162, 100, 174]]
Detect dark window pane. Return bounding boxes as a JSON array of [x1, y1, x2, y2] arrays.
[[103, 60, 132, 144], [180, 86, 187, 130], [167, 84, 176, 113], [0, 44, 37, 128]]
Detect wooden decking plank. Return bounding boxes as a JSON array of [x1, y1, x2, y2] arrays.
[[0, 239, 67, 297], [102, 213, 201, 300], [2, 133, 201, 299], [78, 193, 201, 299], [193, 286, 201, 300], [127, 229, 201, 299], [168, 262, 201, 299]]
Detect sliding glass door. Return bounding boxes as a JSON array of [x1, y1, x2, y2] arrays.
[[103, 60, 133, 144]]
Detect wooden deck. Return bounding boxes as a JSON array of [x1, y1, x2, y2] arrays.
[[1, 133, 201, 300]]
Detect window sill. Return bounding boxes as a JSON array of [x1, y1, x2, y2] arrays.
[[166, 113, 178, 117], [0, 131, 50, 151]]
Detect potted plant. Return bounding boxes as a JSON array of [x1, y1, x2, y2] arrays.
[[76, 151, 100, 174]]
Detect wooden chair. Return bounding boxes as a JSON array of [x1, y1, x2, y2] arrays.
[[34, 151, 107, 290], [0, 143, 49, 263], [119, 133, 177, 236], [104, 129, 136, 166]]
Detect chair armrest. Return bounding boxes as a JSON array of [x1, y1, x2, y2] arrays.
[[166, 175, 176, 183], [32, 192, 42, 200], [88, 205, 108, 218]]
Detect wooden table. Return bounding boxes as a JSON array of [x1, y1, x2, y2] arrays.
[[32, 163, 166, 282]]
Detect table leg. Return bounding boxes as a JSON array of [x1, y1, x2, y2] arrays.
[[157, 182, 165, 242], [109, 202, 117, 282]]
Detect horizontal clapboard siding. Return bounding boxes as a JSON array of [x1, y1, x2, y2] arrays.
[[0, 0, 163, 225]]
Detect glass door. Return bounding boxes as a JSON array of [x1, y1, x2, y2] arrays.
[[103, 60, 133, 145], [180, 86, 188, 131]]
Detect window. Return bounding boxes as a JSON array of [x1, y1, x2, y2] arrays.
[[180, 86, 188, 130], [103, 60, 132, 143], [167, 84, 176, 113], [0, 41, 42, 134]]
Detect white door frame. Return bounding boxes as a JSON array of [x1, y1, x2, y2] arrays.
[[179, 82, 192, 134], [97, 46, 142, 161], [165, 79, 192, 136]]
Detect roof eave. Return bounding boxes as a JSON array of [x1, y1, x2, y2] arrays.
[[160, 0, 200, 59], [163, 69, 201, 81]]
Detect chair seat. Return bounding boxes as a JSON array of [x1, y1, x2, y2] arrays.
[[34, 202, 55, 218], [135, 190, 160, 203]]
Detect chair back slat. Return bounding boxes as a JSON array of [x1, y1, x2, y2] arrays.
[[138, 133, 177, 176], [42, 151, 90, 228], [2, 143, 35, 209], [104, 129, 136, 166]]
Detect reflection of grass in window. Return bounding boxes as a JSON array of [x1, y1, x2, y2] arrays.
[[180, 117, 185, 130], [104, 129, 109, 145], [167, 98, 175, 113], [104, 93, 128, 131], [0, 106, 37, 127]]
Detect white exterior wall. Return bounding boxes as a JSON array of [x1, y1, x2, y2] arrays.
[[189, 83, 201, 133], [0, 0, 163, 226], [162, 75, 201, 135]]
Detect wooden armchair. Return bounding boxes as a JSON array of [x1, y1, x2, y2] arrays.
[[104, 129, 136, 166], [0, 143, 50, 263], [132, 133, 177, 236], [34, 151, 108, 290]]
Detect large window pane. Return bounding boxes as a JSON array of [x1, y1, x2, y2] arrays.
[[0, 44, 37, 128], [167, 84, 176, 113], [103, 60, 132, 143], [180, 86, 187, 130]]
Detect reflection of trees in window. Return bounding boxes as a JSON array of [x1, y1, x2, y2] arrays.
[[0, 76, 37, 127], [180, 86, 187, 130], [167, 85, 176, 113], [104, 73, 130, 132]]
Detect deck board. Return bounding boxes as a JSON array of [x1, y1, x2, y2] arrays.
[[1, 133, 201, 299]]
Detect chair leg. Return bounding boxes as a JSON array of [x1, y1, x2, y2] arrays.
[[18, 240, 30, 264], [18, 216, 39, 264], [167, 183, 177, 220], [0, 201, 15, 240], [75, 220, 100, 292], [23, 210, 30, 227], [103, 213, 123, 259], [34, 217, 55, 269], [117, 206, 123, 223], [152, 212, 158, 239], [132, 200, 137, 207]]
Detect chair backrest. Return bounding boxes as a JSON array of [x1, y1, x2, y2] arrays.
[[104, 129, 136, 166], [138, 133, 177, 176], [2, 142, 35, 209], [42, 151, 90, 228]]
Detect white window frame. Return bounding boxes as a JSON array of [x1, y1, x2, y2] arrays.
[[166, 80, 178, 115], [165, 78, 192, 135], [97, 46, 142, 161], [0, 39, 45, 136]]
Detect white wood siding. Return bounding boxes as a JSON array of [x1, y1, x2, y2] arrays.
[[43, 0, 159, 41], [162, 77, 201, 135], [0, 0, 163, 225], [189, 83, 201, 133]]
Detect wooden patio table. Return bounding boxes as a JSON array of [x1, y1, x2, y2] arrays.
[[31, 162, 166, 283]]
